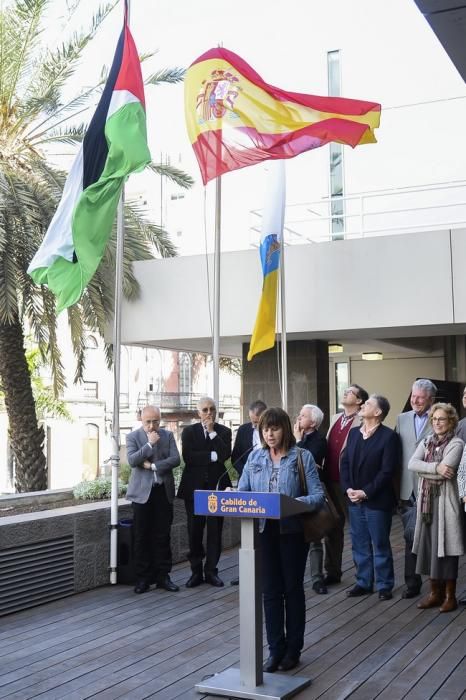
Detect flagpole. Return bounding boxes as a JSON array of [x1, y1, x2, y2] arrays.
[[213, 175, 221, 409], [109, 0, 130, 586], [278, 165, 287, 412]]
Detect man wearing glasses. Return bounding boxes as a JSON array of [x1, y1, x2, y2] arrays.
[[126, 405, 181, 594], [396, 378, 437, 599], [323, 384, 369, 586], [178, 397, 232, 588]]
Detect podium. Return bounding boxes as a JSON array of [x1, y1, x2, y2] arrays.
[[193, 490, 312, 700]]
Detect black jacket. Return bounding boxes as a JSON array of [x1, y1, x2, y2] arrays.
[[177, 422, 232, 499], [340, 424, 399, 511], [231, 422, 254, 477]]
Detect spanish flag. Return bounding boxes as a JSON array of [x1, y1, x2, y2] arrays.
[[248, 162, 285, 362], [185, 47, 381, 185], [28, 2, 151, 312]]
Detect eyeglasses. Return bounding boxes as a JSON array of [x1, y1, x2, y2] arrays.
[[344, 389, 358, 397], [432, 417, 448, 423], [200, 407, 215, 413]]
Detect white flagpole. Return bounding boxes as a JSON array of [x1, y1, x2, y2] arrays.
[[109, 0, 130, 585], [212, 175, 221, 409], [276, 163, 287, 411], [109, 193, 124, 585]]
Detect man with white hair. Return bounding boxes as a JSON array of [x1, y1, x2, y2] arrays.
[[294, 404, 327, 593], [396, 378, 437, 599], [178, 397, 232, 588]]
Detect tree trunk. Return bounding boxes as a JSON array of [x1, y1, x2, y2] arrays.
[[0, 320, 47, 491]]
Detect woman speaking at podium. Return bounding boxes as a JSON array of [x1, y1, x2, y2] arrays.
[[238, 407, 324, 673]]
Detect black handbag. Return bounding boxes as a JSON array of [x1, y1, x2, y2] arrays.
[[296, 448, 339, 543]]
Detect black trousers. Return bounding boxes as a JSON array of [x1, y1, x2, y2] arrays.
[[400, 503, 422, 591], [132, 485, 173, 583], [184, 498, 224, 575], [260, 520, 309, 658]]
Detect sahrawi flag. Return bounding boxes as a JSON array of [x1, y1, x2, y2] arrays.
[[28, 4, 151, 312]]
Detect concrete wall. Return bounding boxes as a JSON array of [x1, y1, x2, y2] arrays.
[[119, 230, 463, 355]]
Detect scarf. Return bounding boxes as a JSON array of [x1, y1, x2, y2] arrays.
[[420, 431, 453, 524]]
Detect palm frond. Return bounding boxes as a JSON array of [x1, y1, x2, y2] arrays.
[[145, 67, 186, 86], [38, 123, 86, 146], [147, 162, 194, 190]]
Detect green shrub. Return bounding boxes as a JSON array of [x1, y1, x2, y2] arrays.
[[119, 463, 131, 485], [73, 477, 127, 500]]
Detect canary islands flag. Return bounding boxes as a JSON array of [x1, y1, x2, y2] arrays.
[[185, 47, 381, 185], [248, 162, 285, 361], [28, 3, 151, 312]]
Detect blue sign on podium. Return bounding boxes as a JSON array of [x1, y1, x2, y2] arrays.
[[194, 490, 311, 520], [194, 490, 280, 518]]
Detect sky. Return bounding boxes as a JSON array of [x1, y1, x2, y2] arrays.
[[43, 0, 466, 255]]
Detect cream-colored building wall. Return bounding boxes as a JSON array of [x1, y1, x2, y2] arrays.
[[349, 356, 445, 429]]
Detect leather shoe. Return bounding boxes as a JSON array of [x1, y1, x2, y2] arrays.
[[324, 574, 341, 586], [156, 576, 179, 592], [186, 572, 204, 588], [263, 655, 283, 673], [312, 581, 328, 595], [230, 577, 239, 586], [401, 587, 421, 599], [205, 573, 224, 587], [378, 589, 393, 601], [134, 581, 150, 594], [278, 654, 300, 671], [347, 584, 372, 597]]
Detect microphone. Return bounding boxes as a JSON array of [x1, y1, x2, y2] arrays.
[[215, 445, 255, 490]]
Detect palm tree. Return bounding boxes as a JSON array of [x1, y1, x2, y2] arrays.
[[0, 0, 193, 491]]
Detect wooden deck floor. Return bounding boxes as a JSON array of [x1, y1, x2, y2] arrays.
[[0, 517, 464, 700]]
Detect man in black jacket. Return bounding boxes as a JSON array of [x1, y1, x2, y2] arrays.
[[340, 394, 400, 601], [178, 396, 232, 588]]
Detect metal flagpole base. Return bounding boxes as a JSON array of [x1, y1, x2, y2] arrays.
[[195, 667, 311, 699]]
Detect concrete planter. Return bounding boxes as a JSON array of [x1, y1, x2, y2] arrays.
[[0, 498, 240, 615]]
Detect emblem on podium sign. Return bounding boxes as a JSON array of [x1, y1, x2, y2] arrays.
[[208, 493, 218, 513]]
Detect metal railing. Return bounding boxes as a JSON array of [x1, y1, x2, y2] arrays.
[[137, 392, 240, 412], [249, 179, 466, 245]]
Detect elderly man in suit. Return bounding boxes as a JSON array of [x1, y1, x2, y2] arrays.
[[178, 396, 232, 588], [341, 394, 400, 600], [323, 383, 369, 586], [395, 378, 436, 599], [126, 405, 181, 594]]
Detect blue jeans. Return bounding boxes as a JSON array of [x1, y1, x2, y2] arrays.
[[348, 504, 394, 591], [260, 521, 309, 658]]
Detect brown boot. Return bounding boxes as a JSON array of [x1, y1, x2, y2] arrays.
[[439, 580, 457, 612], [417, 579, 444, 609]]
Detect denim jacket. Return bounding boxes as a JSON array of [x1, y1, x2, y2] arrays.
[[238, 445, 324, 533]]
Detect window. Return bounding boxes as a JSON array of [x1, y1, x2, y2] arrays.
[[179, 353, 192, 405], [327, 50, 345, 240], [335, 362, 349, 410]]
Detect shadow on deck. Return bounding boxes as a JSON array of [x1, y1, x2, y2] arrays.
[[0, 518, 464, 699]]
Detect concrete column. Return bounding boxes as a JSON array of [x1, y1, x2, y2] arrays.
[[241, 340, 330, 430], [444, 335, 466, 384]]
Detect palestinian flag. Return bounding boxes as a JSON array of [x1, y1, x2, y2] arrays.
[[28, 4, 151, 312]]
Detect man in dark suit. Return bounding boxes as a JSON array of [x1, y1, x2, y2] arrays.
[[230, 399, 267, 585], [340, 394, 400, 601], [178, 396, 232, 588], [231, 400, 267, 477], [126, 405, 181, 594]]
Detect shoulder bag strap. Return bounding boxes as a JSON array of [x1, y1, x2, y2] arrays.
[[296, 448, 308, 496]]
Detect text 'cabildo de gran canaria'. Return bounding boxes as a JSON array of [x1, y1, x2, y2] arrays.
[[219, 496, 266, 514]]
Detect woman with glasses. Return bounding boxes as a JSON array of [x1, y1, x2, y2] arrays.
[[238, 407, 324, 673], [408, 403, 464, 612]]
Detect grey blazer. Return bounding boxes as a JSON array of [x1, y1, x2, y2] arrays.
[[126, 427, 180, 504], [395, 410, 432, 501]]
